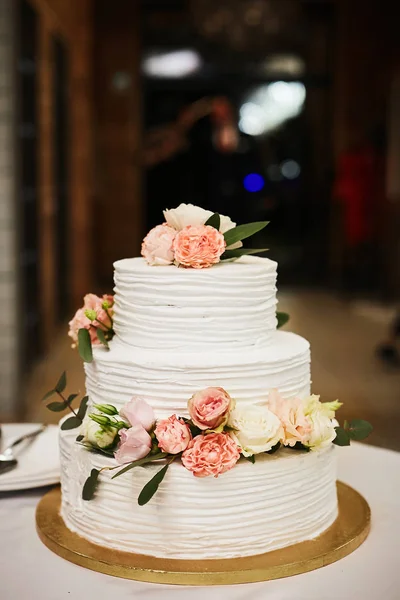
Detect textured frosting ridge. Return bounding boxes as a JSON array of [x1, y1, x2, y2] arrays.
[[60, 429, 338, 559], [84, 331, 310, 416], [112, 256, 278, 351]]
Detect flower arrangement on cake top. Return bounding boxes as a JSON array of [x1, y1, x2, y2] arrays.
[[44, 374, 373, 506], [141, 203, 269, 269]]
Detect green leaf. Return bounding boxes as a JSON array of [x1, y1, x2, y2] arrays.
[[221, 248, 269, 260], [46, 401, 67, 412], [66, 393, 78, 406], [82, 468, 100, 501], [266, 442, 282, 454], [345, 419, 373, 441], [76, 434, 84, 442], [205, 212, 221, 230], [138, 463, 169, 506], [245, 455, 255, 463], [96, 328, 109, 349], [223, 221, 269, 247], [277, 312, 290, 329], [333, 426, 351, 446], [111, 452, 168, 479], [55, 371, 67, 394], [78, 328, 93, 363], [42, 389, 56, 402], [77, 396, 89, 421], [61, 416, 82, 431], [291, 441, 310, 452]]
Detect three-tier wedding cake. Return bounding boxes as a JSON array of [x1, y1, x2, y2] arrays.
[[53, 204, 370, 561]]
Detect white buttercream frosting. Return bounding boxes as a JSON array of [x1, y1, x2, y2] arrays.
[[60, 429, 338, 559], [84, 331, 310, 416], [112, 256, 278, 351], [58, 252, 340, 561]]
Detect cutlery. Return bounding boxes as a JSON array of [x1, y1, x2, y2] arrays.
[[0, 424, 48, 475]]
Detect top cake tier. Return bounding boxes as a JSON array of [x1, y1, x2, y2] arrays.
[[113, 255, 277, 352]]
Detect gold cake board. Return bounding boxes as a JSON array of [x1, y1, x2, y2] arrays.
[[36, 482, 370, 586]]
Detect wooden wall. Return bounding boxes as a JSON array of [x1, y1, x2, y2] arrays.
[[93, 0, 143, 287], [29, 0, 93, 347]]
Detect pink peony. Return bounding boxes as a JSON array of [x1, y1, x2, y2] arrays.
[[114, 425, 152, 464], [173, 225, 226, 269], [181, 433, 240, 477], [68, 293, 114, 346], [154, 415, 192, 454], [268, 389, 312, 447], [141, 224, 176, 266], [188, 387, 232, 431], [119, 397, 155, 432]]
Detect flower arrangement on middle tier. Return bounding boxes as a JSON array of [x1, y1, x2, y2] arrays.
[[74, 387, 372, 505]]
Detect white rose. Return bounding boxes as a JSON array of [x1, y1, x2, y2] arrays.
[[163, 203, 213, 231], [306, 412, 336, 450], [228, 404, 283, 456], [81, 417, 118, 449], [302, 395, 341, 451]]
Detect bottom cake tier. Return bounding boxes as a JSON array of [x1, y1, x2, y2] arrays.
[[60, 429, 338, 560]]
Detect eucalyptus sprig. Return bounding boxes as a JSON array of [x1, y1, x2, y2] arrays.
[[82, 452, 169, 502], [333, 419, 373, 446], [42, 371, 89, 430]]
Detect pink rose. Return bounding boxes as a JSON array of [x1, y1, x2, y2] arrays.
[[141, 224, 176, 266], [173, 225, 226, 269], [68, 293, 114, 346], [181, 433, 240, 477], [188, 387, 232, 431], [119, 397, 155, 432], [268, 389, 312, 447], [114, 425, 152, 464], [154, 415, 192, 454]]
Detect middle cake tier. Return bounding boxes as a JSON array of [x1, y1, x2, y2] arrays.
[[85, 331, 310, 415]]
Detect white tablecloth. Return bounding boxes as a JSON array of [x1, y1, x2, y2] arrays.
[[0, 443, 398, 600]]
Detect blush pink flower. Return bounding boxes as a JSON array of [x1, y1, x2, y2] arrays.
[[141, 224, 177, 266], [188, 387, 232, 431], [181, 433, 240, 477], [154, 415, 192, 454], [173, 225, 226, 269], [68, 293, 114, 346], [268, 389, 312, 447], [114, 425, 152, 464], [119, 397, 155, 432]]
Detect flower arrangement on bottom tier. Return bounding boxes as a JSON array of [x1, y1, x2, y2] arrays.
[[45, 378, 372, 506]]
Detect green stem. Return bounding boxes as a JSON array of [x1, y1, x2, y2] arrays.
[[58, 391, 78, 418], [104, 308, 113, 326], [94, 317, 113, 331]]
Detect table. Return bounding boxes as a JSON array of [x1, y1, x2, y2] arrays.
[[0, 443, 399, 600]]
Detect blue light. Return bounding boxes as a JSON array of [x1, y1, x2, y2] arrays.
[[243, 173, 265, 193]]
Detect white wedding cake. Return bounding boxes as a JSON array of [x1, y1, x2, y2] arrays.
[[59, 250, 338, 559], [50, 204, 371, 563]]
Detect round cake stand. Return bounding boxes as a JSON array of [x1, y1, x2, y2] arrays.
[[36, 481, 370, 586]]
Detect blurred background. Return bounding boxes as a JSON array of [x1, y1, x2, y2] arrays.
[[0, 0, 399, 449]]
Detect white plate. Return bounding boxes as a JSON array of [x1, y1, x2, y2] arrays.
[[0, 424, 60, 491]]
